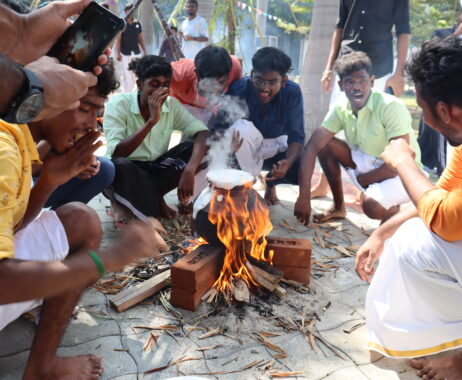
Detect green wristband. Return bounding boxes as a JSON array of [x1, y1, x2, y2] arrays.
[[87, 250, 105, 276]]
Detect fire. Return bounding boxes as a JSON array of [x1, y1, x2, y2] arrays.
[[208, 182, 273, 295], [182, 237, 207, 255]]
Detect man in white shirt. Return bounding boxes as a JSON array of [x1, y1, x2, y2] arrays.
[[179, 0, 209, 59]]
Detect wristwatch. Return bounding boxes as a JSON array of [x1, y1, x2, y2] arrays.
[[3, 67, 44, 124]]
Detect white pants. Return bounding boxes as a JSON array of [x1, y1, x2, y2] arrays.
[[0, 210, 69, 331], [367, 217, 462, 358], [121, 52, 141, 93], [229, 119, 288, 177], [343, 148, 410, 209]]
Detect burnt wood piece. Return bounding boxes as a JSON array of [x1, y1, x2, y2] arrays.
[[109, 270, 171, 312]]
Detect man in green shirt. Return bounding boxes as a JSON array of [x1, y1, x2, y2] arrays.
[[295, 52, 421, 225], [104, 55, 209, 222]]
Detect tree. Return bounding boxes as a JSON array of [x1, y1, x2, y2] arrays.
[[140, 0, 156, 54], [299, 0, 338, 138], [410, 0, 460, 46]]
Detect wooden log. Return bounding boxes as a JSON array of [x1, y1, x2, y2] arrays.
[[245, 261, 281, 292], [110, 270, 171, 312]]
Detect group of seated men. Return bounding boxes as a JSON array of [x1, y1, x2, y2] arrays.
[[1, 0, 462, 378]]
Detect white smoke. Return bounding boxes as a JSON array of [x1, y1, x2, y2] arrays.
[[198, 77, 249, 172]]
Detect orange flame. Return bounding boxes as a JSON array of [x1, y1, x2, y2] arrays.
[[208, 183, 273, 294], [182, 237, 207, 254]]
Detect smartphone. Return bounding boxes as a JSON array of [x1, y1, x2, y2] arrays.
[[48, 2, 125, 71]]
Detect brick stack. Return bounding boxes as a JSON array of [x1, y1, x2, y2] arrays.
[[265, 237, 312, 284], [170, 244, 225, 311]]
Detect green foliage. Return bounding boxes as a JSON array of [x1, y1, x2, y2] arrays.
[[410, 0, 460, 46], [268, 0, 313, 35]]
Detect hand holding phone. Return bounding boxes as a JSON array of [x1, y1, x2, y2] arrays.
[[48, 2, 125, 71]]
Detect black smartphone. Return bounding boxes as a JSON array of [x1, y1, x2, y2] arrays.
[[48, 2, 125, 71]]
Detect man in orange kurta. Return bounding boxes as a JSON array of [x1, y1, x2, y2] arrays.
[[355, 36, 462, 379]]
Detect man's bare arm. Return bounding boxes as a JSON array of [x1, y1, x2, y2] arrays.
[[385, 33, 410, 97], [321, 28, 343, 93]]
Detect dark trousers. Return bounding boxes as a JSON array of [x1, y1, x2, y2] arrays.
[[41, 157, 115, 209], [418, 118, 447, 175], [111, 142, 193, 217]]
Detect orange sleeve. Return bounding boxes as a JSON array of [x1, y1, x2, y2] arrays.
[[418, 146, 462, 241], [229, 55, 243, 83]]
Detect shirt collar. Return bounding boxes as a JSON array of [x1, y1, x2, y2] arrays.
[[128, 91, 170, 116], [345, 89, 375, 115]]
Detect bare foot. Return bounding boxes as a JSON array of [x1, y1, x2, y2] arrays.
[[311, 173, 329, 199], [264, 186, 280, 205], [109, 200, 136, 229], [24, 355, 103, 380], [313, 206, 346, 223], [160, 198, 177, 219], [410, 352, 462, 380]]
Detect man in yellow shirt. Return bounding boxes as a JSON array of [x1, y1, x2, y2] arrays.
[[0, 63, 163, 379], [355, 36, 462, 379]]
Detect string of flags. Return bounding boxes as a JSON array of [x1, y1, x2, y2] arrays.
[[236, 1, 292, 25]]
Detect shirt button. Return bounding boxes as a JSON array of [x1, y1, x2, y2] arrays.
[[358, 40, 362, 44], [360, 26, 364, 29], [361, 10, 365, 14]]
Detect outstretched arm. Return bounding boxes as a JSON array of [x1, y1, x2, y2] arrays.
[[294, 127, 335, 225]]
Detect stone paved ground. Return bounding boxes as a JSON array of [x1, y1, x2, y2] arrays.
[[0, 182, 421, 380]]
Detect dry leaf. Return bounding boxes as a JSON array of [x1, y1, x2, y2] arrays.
[[268, 370, 305, 377], [199, 327, 222, 339], [143, 332, 158, 351], [196, 344, 222, 352], [343, 322, 365, 334]]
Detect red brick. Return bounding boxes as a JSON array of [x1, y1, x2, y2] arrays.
[[265, 237, 311, 267], [275, 265, 311, 284], [170, 288, 204, 311], [171, 244, 224, 292]]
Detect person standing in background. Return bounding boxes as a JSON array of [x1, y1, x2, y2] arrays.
[[417, 12, 462, 176], [159, 25, 179, 63], [115, 4, 147, 92], [179, 0, 209, 59], [312, 0, 411, 198]]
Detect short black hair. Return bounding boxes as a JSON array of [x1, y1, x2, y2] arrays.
[[252, 47, 292, 76], [187, 0, 198, 6], [129, 55, 172, 81], [194, 45, 232, 79], [407, 35, 462, 112], [334, 51, 372, 80], [124, 4, 132, 12], [0, 0, 28, 13], [169, 25, 178, 32], [93, 58, 119, 98]]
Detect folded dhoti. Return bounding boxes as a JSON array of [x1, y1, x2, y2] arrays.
[[366, 217, 462, 358]]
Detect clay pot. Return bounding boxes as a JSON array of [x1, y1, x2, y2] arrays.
[[194, 183, 264, 246]]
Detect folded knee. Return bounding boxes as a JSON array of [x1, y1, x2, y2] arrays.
[[55, 203, 102, 245]]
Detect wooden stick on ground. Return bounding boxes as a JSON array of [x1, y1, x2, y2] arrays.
[[110, 270, 171, 312]]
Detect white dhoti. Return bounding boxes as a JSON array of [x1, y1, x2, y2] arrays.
[[228, 119, 288, 177], [366, 217, 462, 358]]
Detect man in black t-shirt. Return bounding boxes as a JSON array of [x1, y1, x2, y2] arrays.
[[115, 5, 147, 92]]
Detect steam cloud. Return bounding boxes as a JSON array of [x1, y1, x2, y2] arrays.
[[198, 78, 249, 172]]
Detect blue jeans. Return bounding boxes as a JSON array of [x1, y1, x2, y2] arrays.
[[43, 157, 115, 209]]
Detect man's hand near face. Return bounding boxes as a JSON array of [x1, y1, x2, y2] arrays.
[[76, 156, 100, 180], [40, 131, 102, 187], [148, 88, 169, 126]]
